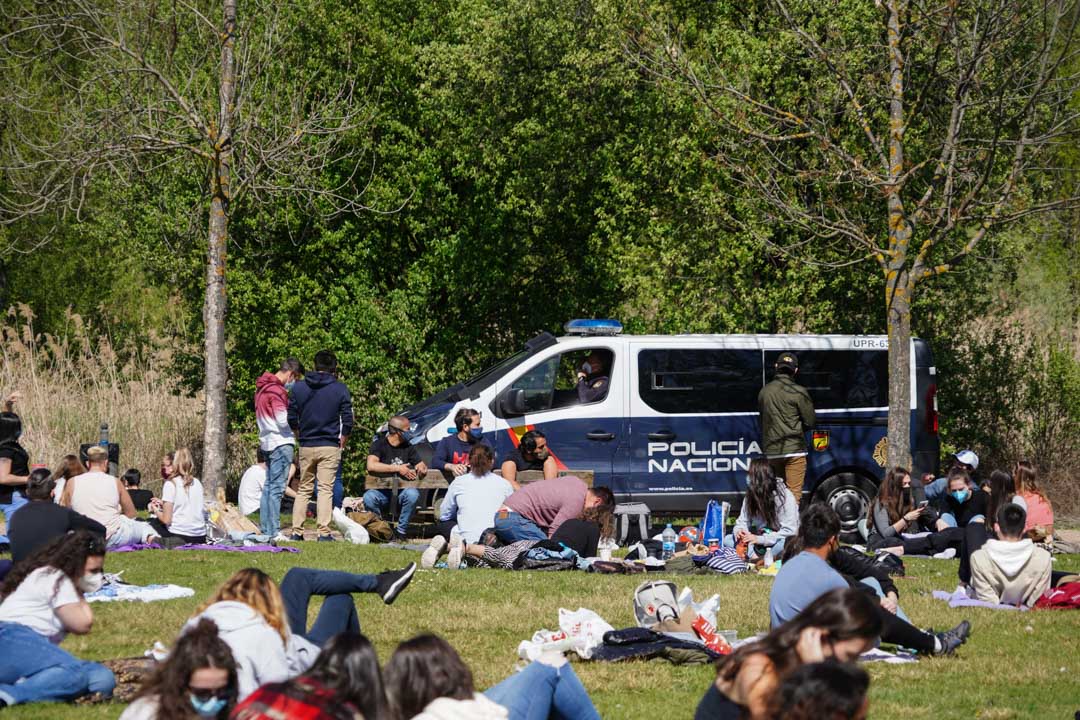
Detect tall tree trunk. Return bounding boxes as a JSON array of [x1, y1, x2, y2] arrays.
[[885, 270, 913, 469], [202, 0, 237, 497]]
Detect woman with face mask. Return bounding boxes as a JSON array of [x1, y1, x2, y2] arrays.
[[0, 530, 116, 706], [865, 467, 963, 557], [120, 618, 238, 720], [694, 588, 882, 720]]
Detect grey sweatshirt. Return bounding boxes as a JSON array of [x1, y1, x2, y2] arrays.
[[733, 480, 799, 546]]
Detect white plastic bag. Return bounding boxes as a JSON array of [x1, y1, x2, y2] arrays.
[[558, 607, 615, 659], [332, 507, 370, 545]]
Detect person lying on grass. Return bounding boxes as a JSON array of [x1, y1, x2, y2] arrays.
[[773, 503, 970, 657], [0, 530, 116, 707], [969, 502, 1053, 608], [185, 562, 416, 700], [233, 632, 387, 720], [120, 617, 238, 720], [385, 633, 601, 720], [694, 587, 880, 720], [765, 660, 870, 720]]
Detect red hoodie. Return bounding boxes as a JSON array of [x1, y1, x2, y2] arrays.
[[255, 372, 294, 451]]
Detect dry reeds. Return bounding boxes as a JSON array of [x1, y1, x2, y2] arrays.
[[1, 303, 203, 495]]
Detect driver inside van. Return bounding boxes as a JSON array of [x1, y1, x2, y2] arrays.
[[576, 351, 611, 404]]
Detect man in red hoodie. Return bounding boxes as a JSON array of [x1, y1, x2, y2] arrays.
[[254, 358, 303, 540]]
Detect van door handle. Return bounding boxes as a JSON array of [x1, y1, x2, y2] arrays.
[[587, 431, 616, 441], [647, 431, 676, 441]]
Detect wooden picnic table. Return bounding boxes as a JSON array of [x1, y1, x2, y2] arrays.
[[365, 469, 595, 518]]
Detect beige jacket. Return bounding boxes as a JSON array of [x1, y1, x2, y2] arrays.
[[970, 538, 1052, 608]]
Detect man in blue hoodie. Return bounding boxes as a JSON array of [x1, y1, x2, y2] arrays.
[[287, 350, 354, 541]]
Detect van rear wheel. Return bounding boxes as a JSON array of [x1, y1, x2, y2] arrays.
[[811, 473, 876, 544]]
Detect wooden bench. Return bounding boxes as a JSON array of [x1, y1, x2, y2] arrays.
[[365, 469, 595, 519]]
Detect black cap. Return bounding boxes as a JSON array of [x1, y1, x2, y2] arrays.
[[776, 352, 799, 371]]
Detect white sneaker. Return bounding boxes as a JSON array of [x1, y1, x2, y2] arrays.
[[447, 533, 464, 570], [933, 547, 957, 559], [271, 533, 291, 545], [421, 536, 448, 569]]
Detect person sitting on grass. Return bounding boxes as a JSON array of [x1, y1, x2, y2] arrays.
[[0, 531, 116, 707], [500, 430, 558, 490], [727, 457, 798, 560], [232, 632, 387, 720], [432, 408, 493, 478], [120, 618, 238, 720], [50, 453, 87, 505], [492, 475, 614, 543], [772, 504, 970, 657], [765, 660, 870, 720], [148, 448, 207, 546], [957, 469, 1027, 587], [62, 445, 160, 549], [186, 563, 416, 700], [122, 468, 154, 512], [1013, 460, 1054, 544], [238, 448, 298, 518], [969, 503, 1053, 608], [385, 633, 601, 720], [694, 588, 881, 720], [8, 468, 105, 564], [422, 444, 513, 569], [0, 399, 31, 546], [865, 466, 962, 558]]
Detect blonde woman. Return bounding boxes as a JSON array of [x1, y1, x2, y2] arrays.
[[148, 448, 206, 545], [186, 563, 416, 701]]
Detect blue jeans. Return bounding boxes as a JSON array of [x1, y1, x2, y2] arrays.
[[0, 491, 29, 545], [260, 444, 294, 536], [279, 568, 377, 646], [860, 577, 911, 623], [362, 488, 419, 536], [493, 511, 547, 544], [485, 661, 600, 720], [723, 533, 786, 559], [0, 622, 115, 705]]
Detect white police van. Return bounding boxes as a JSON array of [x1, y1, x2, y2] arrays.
[[394, 320, 940, 535]]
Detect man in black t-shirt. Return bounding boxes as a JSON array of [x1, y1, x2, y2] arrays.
[[9, 469, 105, 563], [501, 430, 558, 489], [121, 468, 153, 512], [363, 415, 428, 540]]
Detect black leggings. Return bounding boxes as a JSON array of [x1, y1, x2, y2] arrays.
[[149, 518, 206, 545], [551, 519, 600, 558], [878, 606, 935, 653], [433, 520, 457, 542], [959, 523, 990, 585]]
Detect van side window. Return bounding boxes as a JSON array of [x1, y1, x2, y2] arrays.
[[502, 349, 614, 415], [764, 350, 888, 409], [638, 349, 762, 413]]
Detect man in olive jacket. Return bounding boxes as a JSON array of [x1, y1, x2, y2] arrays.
[[758, 352, 816, 503]]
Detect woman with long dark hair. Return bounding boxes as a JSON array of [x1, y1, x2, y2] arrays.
[[0, 400, 31, 546], [958, 470, 1027, 587], [727, 457, 798, 559], [384, 633, 599, 720], [865, 467, 961, 556], [120, 618, 238, 720], [694, 588, 881, 720], [765, 661, 870, 720], [233, 632, 386, 720], [0, 530, 116, 706]]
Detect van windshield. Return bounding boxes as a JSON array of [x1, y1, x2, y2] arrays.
[[462, 348, 530, 395]]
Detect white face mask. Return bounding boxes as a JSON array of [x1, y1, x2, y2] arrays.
[[78, 571, 104, 594]]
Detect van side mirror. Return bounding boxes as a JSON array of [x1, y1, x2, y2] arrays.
[[503, 389, 526, 416]]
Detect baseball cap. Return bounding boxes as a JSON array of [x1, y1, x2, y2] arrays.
[[776, 352, 799, 371], [954, 450, 979, 471]]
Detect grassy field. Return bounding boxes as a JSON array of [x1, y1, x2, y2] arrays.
[[3, 543, 1079, 720]]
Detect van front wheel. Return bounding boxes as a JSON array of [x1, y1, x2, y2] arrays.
[[811, 473, 876, 544]]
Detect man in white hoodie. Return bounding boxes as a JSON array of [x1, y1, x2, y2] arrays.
[[970, 503, 1052, 608]]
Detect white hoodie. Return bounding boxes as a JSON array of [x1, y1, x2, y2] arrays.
[[186, 601, 319, 700], [970, 538, 1053, 608], [413, 693, 509, 720]]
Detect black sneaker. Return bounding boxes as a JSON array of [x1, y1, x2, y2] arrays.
[[317, 535, 336, 543], [931, 620, 971, 656], [391, 530, 409, 543], [290, 533, 305, 542], [375, 563, 417, 605]]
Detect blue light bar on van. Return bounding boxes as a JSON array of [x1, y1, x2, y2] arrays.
[[564, 319, 623, 336]]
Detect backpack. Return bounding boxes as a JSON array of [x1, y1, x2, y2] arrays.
[[346, 511, 393, 543]]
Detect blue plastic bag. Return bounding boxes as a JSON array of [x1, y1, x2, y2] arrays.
[[699, 500, 726, 544]]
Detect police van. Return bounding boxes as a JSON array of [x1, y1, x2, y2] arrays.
[[393, 320, 940, 536]]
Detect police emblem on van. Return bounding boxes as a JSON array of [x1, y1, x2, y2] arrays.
[[812, 430, 830, 451], [873, 436, 888, 467]]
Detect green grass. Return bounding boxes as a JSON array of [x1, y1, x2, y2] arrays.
[[3, 545, 1079, 720]]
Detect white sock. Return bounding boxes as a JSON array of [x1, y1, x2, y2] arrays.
[[933, 635, 942, 653]]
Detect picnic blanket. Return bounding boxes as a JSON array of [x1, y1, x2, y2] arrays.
[[87, 582, 194, 603], [109, 542, 299, 554], [860, 648, 918, 664], [932, 586, 1028, 611]]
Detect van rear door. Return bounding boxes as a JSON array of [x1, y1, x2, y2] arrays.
[[627, 340, 764, 513]]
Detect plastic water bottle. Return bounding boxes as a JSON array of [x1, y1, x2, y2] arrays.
[[99, 423, 109, 448], [662, 523, 677, 560], [764, 546, 774, 568]]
